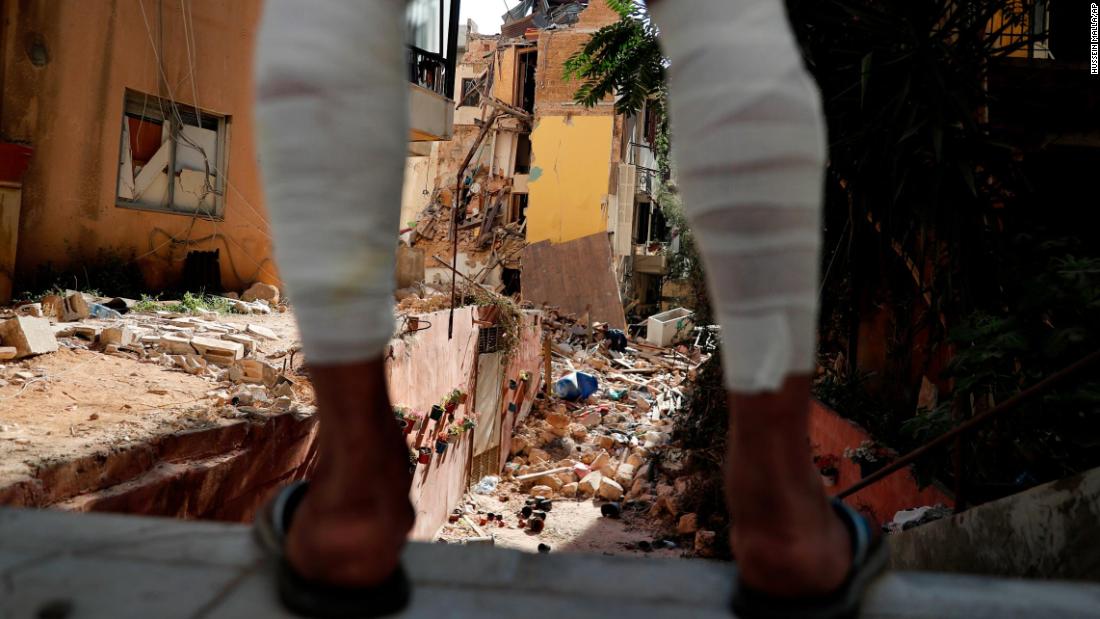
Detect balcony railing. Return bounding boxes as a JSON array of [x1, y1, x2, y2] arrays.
[[408, 45, 454, 99]]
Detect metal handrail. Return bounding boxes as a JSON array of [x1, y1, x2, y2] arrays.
[[836, 348, 1100, 500]]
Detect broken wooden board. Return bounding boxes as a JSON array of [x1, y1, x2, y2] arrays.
[[521, 233, 626, 330]]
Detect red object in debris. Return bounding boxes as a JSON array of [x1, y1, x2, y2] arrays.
[[418, 447, 432, 464], [0, 143, 34, 184]]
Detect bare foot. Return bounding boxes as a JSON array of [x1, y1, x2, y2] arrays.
[[725, 375, 854, 596], [284, 359, 415, 586]]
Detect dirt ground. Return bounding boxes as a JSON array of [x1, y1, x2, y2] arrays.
[[440, 480, 685, 558], [0, 312, 304, 489]]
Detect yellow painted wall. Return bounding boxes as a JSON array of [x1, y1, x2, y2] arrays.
[[526, 115, 614, 244]]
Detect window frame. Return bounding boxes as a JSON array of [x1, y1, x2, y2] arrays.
[[115, 89, 230, 220]]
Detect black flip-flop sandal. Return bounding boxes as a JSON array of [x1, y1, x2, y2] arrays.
[[254, 481, 412, 618], [731, 498, 889, 619]]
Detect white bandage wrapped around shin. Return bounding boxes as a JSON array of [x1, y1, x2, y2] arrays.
[[650, 0, 827, 393], [255, 0, 407, 364]]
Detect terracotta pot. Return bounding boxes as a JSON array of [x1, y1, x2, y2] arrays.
[[418, 447, 432, 464], [430, 405, 444, 421], [444, 401, 457, 414], [820, 468, 838, 487], [407, 316, 419, 331], [401, 419, 414, 436]]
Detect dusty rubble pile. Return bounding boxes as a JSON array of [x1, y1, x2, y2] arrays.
[[443, 308, 724, 557], [0, 289, 308, 419]]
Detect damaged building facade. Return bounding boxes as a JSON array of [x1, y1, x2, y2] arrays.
[[400, 0, 671, 330], [0, 0, 460, 304]]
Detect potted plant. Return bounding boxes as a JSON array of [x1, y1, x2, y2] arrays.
[[443, 389, 466, 413], [435, 434, 449, 454], [394, 407, 413, 435], [508, 379, 518, 390], [418, 446, 432, 464], [429, 404, 444, 421], [446, 425, 462, 443], [813, 454, 840, 487], [519, 371, 532, 382], [461, 418, 476, 432], [408, 449, 418, 473], [844, 440, 893, 478]]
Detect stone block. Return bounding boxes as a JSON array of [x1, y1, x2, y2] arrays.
[[597, 477, 624, 501], [677, 513, 699, 536], [545, 412, 570, 429], [245, 324, 277, 340], [101, 326, 135, 347], [529, 484, 553, 497], [241, 282, 280, 304], [560, 482, 578, 498], [61, 292, 90, 322], [694, 530, 717, 557], [578, 471, 602, 498], [0, 317, 58, 358]]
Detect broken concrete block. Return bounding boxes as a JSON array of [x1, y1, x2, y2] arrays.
[[545, 411, 570, 429], [529, 484, 553, 497], [159, 334, 194, 355], [245, 324, 278, 340], [15, 303, 42, 318], [596, 435, 614, 450], [0, 317, 59, 358], [100, 326, 135, 348], [590, 451, 610, 472], [231, 300, 253, 315], [190, 336, 245, 362], [241, 282, 280, 304], [578, 472, 602, 498], [221, 333, 256, 354], [71, 325, 101, 341], [597, 477, 624, 501], [615, 463, 636, 486], [40, 294, 63, 320], [510, 435, 529, 456], [569, 423, 588, 441], [694, 530, 717, 557], [528, 448, 551, 465], [61, 292, 90, 322], [560, 482, 579, 498], [677, 513, 699, 536], [534, 475, 564, 492], [626, 453, 645, 468], [577, 410, 602, 428], [0, 346, 17, 360]]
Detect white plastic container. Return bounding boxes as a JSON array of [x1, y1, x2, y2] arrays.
[[645, 307, 694, 347]]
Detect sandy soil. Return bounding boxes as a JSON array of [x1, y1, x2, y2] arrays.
[[438, 480, 684, 559], [0, 311, 303, 488]]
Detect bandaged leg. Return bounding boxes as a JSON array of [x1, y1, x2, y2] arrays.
[[649, 0, 826, 393], [255, 0, 407, 364]]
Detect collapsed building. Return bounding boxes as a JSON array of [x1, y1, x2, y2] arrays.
[[399, 0, 675, 330]]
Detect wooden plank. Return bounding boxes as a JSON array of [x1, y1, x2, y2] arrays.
[[520, 232, 627, 330]]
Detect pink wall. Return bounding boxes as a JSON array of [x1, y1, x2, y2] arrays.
[[386, 307, 544, 539], [810, 401, 953, 526]]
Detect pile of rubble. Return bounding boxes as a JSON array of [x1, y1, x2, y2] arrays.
[[440, 308, 722, 557], [0, 287, 309, 419]]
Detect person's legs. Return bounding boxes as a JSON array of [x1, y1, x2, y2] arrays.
[[648, 0, 852, 595], [255, 0, 412, 586]]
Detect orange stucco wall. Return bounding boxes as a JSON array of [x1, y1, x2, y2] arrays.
[[810, 400, 954, 526], [1, 0, 277, 294]]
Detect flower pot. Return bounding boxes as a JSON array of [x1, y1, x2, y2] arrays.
[[435, 439, 448, 454], [418, 448, 432, 464], [508, 379, 518, 390], [406, 316, 419, 331], [401, 419, 414, 436], [820, 468, 838, 487], [457, 392, 468, 404], [444, 402, 457, 414], [430, 405, 444, 421]]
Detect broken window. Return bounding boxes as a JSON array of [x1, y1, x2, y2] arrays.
[[116, 90, 227, 218], [460, 77, 481, 107], [514, 134, 532, 174], [508, 194, 528, 224], [514, 49, 537, 113]]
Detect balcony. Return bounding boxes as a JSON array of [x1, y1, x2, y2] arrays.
[[406, 1, 460, 145]]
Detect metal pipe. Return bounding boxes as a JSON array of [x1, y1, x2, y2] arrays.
[[837, 348, 1100, 500]]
